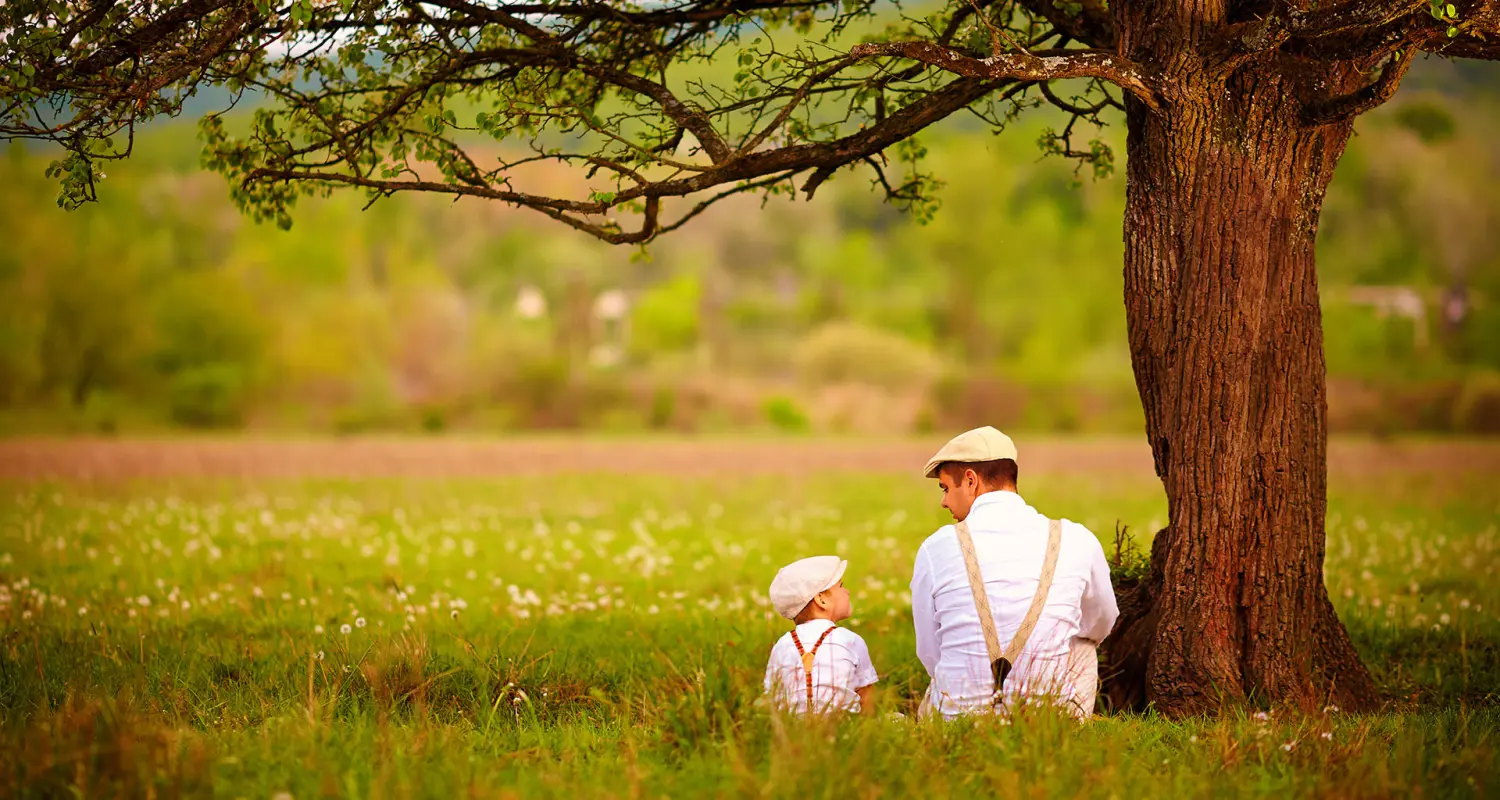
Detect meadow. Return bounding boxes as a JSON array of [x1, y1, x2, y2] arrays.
[[1, 439, 1497, 798]]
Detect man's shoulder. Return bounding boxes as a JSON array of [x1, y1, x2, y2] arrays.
[[1055, 518, 1108, 558], [918, 523, 958, 552]]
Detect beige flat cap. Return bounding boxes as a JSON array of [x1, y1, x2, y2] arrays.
[[923, 426, 1019, 478]]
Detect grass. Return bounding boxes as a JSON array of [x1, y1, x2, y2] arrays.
[[1, 467, 1497, 798]]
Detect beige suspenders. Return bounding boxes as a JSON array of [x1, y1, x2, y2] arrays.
[[955, 517, 1062, 707]]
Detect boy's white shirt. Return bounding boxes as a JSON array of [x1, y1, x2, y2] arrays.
[[763, 619, 879, 713], [911, 490, 1118, 718]]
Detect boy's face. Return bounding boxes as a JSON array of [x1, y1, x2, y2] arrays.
[[818, 580, 852, 621]]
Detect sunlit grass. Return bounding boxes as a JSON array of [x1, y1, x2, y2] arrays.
[[2, 472, 1496, 797]]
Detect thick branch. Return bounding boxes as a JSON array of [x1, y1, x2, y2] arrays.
[[1014, 0, 1115, 49], [848, 42, 1160, 111], [1265, 0, 1500, 62], [70, 0, 248, 75], [1219, 0, 1428, 57], [1415, 0, 1500, 60], [1302, 47, 1416, 125]]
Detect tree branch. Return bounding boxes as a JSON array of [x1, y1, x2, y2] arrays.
[[1219, 0, 1428, 58], [1302, 47, 1417, 125], [244, 76, 1003, 242], [848, 42, 1161, 111], [1265, 0, 1500, 62], [1014, 0, 1115, 49], [1412, 0, 1500, 60]]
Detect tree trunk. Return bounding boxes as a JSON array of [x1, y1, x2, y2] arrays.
[[1103, 60, 1380, 716]]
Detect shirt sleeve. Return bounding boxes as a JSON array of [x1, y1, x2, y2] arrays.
[[848, 633, 879, 688], [1077, 526, 1120, 642], [763, 646, 777, 696], [911, 535, 941, 678]]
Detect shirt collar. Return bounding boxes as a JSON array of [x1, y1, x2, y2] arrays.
[[969, 490, 1026, 514]]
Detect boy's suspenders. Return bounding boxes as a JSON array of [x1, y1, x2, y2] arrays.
[[790, 626, 838, 709]]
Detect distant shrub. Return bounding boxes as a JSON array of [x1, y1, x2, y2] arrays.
[[762, 395, 809, 433], [925, 371, 1029, 431], [81, 390, 122, 435], [1394, 101, 1456, 144], [1452, 371, 1500, 434], [167, 363, 248, 428], [418, 404, 448, 434], [508, 355, 575, 427], [794, 322, 940, 389], [630, 274, 700, 355], [647, 386, 677, 430]]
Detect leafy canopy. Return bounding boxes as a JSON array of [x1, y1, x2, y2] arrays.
[[2, 1, 1497, 241]]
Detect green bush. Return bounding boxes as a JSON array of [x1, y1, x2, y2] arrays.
[[646, 385, 677, 430], [629, 274, 700, 355], [167, 362, 248, 428], [762, 395, 809, 432], [1452, 371, 1500, 433], [794, 322, 940, 389]]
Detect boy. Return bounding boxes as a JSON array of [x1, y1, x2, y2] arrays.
[[763, 555, 879, 714]]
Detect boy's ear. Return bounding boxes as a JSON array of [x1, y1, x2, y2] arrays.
[[813, 590, 831, 609]]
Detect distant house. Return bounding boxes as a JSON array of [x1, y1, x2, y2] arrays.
[[515, 285, 547, 320], [1345, 286, 1428, 351], [590, 289, 630, 368]]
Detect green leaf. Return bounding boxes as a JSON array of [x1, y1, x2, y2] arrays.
[[1448, 25, 1458, 37]]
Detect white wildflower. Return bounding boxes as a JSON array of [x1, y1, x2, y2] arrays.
[[340, 623, 352, 635]]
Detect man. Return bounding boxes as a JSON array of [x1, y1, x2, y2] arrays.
[[912, 426, 1118, 718]]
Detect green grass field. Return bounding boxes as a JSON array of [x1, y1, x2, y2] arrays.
[[2, 445, 1497, 798]]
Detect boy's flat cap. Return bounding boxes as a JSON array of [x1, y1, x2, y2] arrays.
[[768, 556, 847, 621]]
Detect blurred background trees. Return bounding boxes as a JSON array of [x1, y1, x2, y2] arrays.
[[2, 59, 1496, 437]]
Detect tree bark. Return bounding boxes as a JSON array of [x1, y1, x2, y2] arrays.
[[1104, 57, 1380, 716]]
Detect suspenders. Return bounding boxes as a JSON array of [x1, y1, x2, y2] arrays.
[[789, 625, 837, 710]]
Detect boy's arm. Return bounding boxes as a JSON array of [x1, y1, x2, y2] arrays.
[[856, 684, 875, 715]]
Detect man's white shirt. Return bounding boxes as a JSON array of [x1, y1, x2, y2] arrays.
[[911, 491, 1118, 717], [763, 619, 879, 714]]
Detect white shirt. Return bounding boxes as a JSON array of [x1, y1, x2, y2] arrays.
[[911, 491, 1118, 717], [763, 620, 879, 713]]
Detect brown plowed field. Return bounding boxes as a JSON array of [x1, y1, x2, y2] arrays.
[[1, 437, 1497, 481]]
